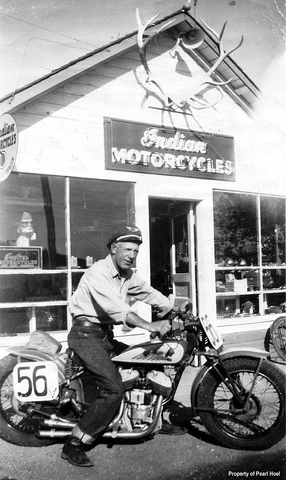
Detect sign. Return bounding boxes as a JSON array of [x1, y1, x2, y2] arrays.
[[0, 246, 42, 269], [13, 361, 59, 402], [0, 113, 18, 182], [104, 118, 235, 181]]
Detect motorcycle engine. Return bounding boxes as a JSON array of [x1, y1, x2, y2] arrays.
[[119, 368, 172, 430]]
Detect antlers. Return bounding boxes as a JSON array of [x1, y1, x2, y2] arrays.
[[136, 8, 244, 111], [136, 8, 176, 77], [185, 20, 244, 109]]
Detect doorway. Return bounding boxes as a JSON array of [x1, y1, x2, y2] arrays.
[[149, 198, 197, 314]]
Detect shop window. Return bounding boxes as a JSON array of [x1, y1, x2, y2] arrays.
[[214, 191, 286, 318], [0, 173, 66, 268], [0, 173, 135, 336], [70, 178, 134, 270]]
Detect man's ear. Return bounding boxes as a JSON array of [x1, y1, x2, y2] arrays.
[[110, 242, 117, 254]]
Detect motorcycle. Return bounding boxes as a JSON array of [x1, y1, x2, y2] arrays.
[[270, 316, 286, 362], [0, 304, 285, 451]]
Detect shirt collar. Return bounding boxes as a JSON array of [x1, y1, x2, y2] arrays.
[[106, 254, 132, 280]]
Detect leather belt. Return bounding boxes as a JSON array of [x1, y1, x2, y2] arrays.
[[72, 316, 113, 331]]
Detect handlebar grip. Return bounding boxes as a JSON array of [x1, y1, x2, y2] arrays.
[[150, 332, 158, 340]]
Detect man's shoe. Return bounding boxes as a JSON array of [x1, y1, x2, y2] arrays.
[[61, 435, 94, 467], [158, 423, 188, 435]]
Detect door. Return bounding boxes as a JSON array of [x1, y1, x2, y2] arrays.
[[149, 199, 197, 314]]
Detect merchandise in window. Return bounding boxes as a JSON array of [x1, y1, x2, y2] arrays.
[[0, 173, 66, 269], [214, 191, 286, 318], [0, 173, 135, 336]]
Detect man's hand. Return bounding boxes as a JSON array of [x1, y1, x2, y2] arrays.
[[149, 320, 171, 336], [126, 312, 171, 336]]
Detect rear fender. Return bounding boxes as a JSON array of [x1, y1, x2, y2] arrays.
[[190, 347, 270, 413], [7, 347, 66, 382]]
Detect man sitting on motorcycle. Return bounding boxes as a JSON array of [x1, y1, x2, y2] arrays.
[[62, 225, 185, 467]]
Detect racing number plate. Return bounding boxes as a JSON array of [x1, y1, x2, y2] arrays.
[[200, 315, 223, 350], [13, 361, 59, 402]]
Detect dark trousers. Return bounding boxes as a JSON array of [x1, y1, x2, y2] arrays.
[[67, 322, 127, 443]]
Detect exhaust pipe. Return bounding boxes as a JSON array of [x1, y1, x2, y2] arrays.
[[43, 419, 76, 429], [37, 430, 72, 438]]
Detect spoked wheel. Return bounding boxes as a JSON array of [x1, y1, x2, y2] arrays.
[[270, 316, 286, 363], [197, 357, 286, 450], [0, 355, 54, 446]]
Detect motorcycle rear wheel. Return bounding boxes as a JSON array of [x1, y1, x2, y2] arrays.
[[197, 357, 286, 450], [270, 316, 286, 363], [0, 355, 55, 446]]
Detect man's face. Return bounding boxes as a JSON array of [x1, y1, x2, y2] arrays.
[[111, 241, 140, 273]]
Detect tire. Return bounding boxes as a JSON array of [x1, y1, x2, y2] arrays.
[[197, 357, 286, 450], [270, 316, 286, 363], [0, 355, 55, 446]]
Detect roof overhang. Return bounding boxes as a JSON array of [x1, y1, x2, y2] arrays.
[[0, 10, 260, 117]]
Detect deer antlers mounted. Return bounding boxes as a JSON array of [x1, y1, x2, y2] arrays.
[[136, 8, 244, 111]]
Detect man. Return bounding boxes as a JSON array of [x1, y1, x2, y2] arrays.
[[62, 226, 185, 467]]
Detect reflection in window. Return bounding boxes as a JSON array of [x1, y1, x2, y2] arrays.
[[0, 308, 30, 334], [70, 178, 135, 266], [0, 306, 67, 335], [0, 173, 66, 269], [0, 273, 67, 303], [174, 214, 189, 273], [35, 305, 67, 332], [214, 192, 258, 267], [261, 196, 285, 266]]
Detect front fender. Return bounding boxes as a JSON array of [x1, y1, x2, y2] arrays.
[[190, 346, 270, 413], [219, 346, 269, 361]]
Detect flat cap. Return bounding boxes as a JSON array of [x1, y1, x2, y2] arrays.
[[107, 226, 143, 249]]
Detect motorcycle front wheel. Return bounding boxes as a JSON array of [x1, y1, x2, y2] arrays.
[[197, 357, 286, 450], [0, 355, 55, 446], [270, 316, 286, 363]]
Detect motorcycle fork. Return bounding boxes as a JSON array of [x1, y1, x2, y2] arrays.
[[208, 356, 264, 408]]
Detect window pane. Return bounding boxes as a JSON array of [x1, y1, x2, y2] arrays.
[[72, 271, 85, 293], [0, 273, 67, 302], [35, 305, 67, 331], [265, 293, 286, 314], [0, 173, 66, 269], [261, 196, 285, 266], [216, 269, 260, 293], [0, 307, 29, 334], [216, 294, 259, 318], [214, 192, 258, 266], [70, 179, 134, 265], [263, 269, 286, 290], [0, 306, 67, 334]]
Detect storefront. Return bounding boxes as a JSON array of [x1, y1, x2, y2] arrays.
[[0, 10, 285, 357]]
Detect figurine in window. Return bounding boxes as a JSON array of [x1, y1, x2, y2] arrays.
[[16, 212, 36, 247]]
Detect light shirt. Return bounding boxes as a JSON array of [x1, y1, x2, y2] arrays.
[[69, 254, 171, 325]]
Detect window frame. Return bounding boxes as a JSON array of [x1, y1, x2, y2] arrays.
[[214, 190, 286, 318], [0, 173, 135, 336]]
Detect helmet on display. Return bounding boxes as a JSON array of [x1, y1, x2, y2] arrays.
[[237, 258, 247, 266], [224, 257, 235, 267]]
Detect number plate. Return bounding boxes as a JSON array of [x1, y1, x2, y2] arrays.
[[13, 361, 59, 402], [200, 315, 223, 350]]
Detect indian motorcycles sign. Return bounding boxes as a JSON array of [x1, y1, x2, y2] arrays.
[[104, 118, 235, 181], [0, 114, 18, 182]]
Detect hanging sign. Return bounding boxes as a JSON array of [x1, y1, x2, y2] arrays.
[[104, 118, 235, 181], [0, 113, 18, 182]]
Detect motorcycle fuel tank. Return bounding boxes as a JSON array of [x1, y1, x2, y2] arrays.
[[112, 339, 187, 365]]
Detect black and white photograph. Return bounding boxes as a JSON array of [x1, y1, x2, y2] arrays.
[[0, 1, 285, 479]]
